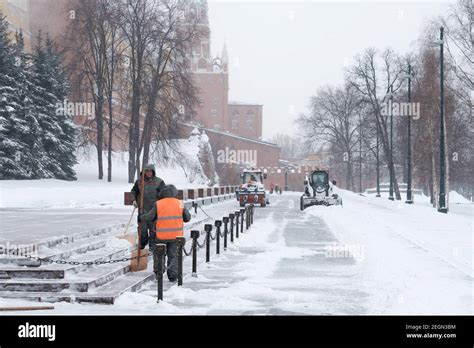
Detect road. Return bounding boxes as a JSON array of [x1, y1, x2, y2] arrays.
[[133, 193, 370, 315]]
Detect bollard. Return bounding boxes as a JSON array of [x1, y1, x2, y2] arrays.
[[240, 209, 245, 233], [204, 224, 212, 263], [250, 204, 254, 225], [193, 202, 198, 214], [235, 211, 240, 239], [229, 213, 235, 243], [155, 243, 166, 302], [246, 206, 250, 230], [176, 237, 185, 286], [190, 230, 200, 277], [215, 220, 222, 254], [223, 217, 229, 250]]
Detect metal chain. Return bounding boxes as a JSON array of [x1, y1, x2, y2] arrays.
[[196, 237, 206, 249], [209, 232, 216, 241], [182, 245, 193, 257], [24, 253, 148, 266]]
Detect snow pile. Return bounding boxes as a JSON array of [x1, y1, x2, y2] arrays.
[[157, 128, 219, 186], [449, 191, 471, 204]]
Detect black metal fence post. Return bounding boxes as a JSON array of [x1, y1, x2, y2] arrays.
[[215, 220, 222, 254], [246, 206, 250, 230], [193, 202, 198, 214], [240, 209, 245, 233], [204, 224, 212, 263], [235, 211, 240, 238], [155, 243, 166, 302], [250, 204, 254, 225], [190, 230, 199, 277], [223, 217, 229, 250], [229, 213, 235, 243], [176, 237, 185, 286]]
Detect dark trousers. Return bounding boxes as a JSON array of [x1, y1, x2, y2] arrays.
[[151, 238, 178, 281]]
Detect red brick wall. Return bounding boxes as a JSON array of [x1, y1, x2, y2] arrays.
[[228, 104, 262, 140], [204, 129, 280, 168], [192, 72, 229, 132]]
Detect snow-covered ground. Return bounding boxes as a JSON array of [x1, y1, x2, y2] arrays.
[[307, 188, 473, 314], [1, 190, 471, 315], [0, 131, 216, 209]]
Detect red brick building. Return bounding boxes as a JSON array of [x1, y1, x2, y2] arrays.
[[183, 1, 264, 142], [228, 103, 263, 140]]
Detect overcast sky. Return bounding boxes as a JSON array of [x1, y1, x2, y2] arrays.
[[207, 0, 453, 140]]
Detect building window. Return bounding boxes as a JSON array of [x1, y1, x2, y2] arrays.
[[232, 110, 240, 117], [210, 109, 217, 117], [246, 120, 254, 129], [232, 120, 239, 129], [247, 109, 255, 117]]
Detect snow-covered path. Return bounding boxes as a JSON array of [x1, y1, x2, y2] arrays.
[[1, 191, 471, 315]]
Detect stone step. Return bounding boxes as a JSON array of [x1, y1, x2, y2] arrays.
[[0, 268, 155, 304], [0, 262, 131, 292], [0, 247, 131, 279]]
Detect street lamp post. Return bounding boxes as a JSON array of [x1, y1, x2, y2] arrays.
[[430, 27, 448, 213], [388, 85, 395, 201], [406, 63, 414, 204], [359, 114, 363, 193], [376, 121, 381, 197], [438, 27, 448, 213]]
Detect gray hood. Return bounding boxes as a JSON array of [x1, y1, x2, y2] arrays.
[[159, 184, 178, 199]]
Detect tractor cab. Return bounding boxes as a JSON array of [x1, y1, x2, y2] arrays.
[[236, 168, 269, 207], [301, 169, 342, 210]]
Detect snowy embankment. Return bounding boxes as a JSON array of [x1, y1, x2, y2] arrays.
[[0, 130, 218, 209], [304, 188, 473, 314]]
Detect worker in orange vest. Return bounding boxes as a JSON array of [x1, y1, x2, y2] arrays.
[[140, 184, 191, 282]]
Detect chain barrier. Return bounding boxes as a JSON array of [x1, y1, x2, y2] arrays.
[[23, 253, 147, 266], [182, 244, 193, 257], [196, 237, 206, 249]]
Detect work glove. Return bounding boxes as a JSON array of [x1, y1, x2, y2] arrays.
[[133, 200, 138, 208]]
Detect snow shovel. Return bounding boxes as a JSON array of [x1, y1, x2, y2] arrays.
[[130, 247, 149, 272], [130, 165, 149, 272], [116, 206, 137, 246]]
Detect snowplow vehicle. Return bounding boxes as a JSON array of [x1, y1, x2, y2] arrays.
[[300, 170, 342, 210], [236, 168, 269, 207]]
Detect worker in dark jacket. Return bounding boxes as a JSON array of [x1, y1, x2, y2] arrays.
[[141, 184, 191, 282], [131, 164, 165, 246]]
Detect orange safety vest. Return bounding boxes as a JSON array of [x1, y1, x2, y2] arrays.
[[155, 198, 184, 240]]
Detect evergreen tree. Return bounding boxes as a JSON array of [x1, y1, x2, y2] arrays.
[[31, 34, 77, 180], [0, 13, 27, 179], [11, 31, 48, 178]]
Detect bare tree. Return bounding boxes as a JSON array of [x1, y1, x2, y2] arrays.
[[139, 0, 199, 167], [66, 0, 111, 180], [297, 83, 364, 190], [347, 48, 405, 199], [118, 0, 161, 182]]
